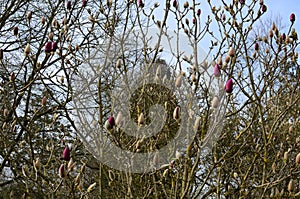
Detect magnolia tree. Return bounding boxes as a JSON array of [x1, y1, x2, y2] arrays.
[[0, 0, 299, 198]]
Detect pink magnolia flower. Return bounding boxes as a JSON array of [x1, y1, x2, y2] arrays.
[[214, 64, 221, 77], [45, 42, 52, 53], [281, 33, 286, 41], [62, 146, 70, 161], [105, 116, 115, 130], [173, 0, 178, 8], [66, 1, 72, 10], [261, 4, 267, 12], [254, 43, 259, 51], [290, 13, 296, 23], [82, 0, 87, 7], [13, 26, 18, 36], [108, 116, 115, 126], [138, 0, 144, 8], [225, 78, 233, 93]]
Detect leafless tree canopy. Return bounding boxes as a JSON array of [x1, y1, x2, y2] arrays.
[[0, 0, 299, 198]]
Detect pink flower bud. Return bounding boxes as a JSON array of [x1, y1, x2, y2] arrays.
[[290, 13, 295, 23], [13, 26, 18, 36], [214, 64, 221, 77], [45, 42, 52, 53], [62, 146, 71, 161], [173, 106, 180, 120], [108, 116, 115, 127], [225, 78, 233, 93], [66, 1, 72, 10], [59, 164, 66, 178], [222, 14, 226, 21], [259, 0, 264, 5], [185, 18, 189, 26], [254, 43, 259, 51], [192, 18, 196, 24], [196, 9, 201, 16], [82, 0, 87, 7], [138, 0, 144, 8], [51, 41, 58, 52], [105, 116, 115, 131], [281, 33, 286, 41], [261, 4, 267, 12], [173, 0, 178, 8], [239, 0, 245, 4]]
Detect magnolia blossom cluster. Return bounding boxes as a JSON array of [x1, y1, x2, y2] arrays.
[[45, 41, 58, 53], [213, 48, 235, 94], [105, 116, 116, 131], [58, 145, 77, 178], [62, 146, 71, 161]]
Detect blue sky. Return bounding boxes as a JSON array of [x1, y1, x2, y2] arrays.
[[262, 0, 300, 28], [267, 0, 300, 24], [145, 0, 300, 69]]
